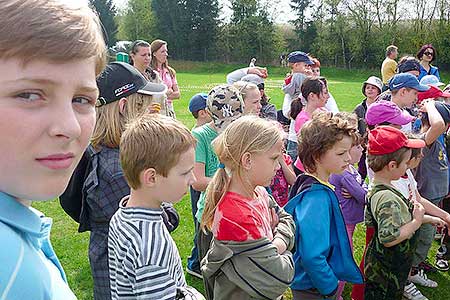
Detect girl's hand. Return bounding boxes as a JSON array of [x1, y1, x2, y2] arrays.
[[272, 237, 287, 254], [270, 207, 279, 231], [341, 188, 352, 199]]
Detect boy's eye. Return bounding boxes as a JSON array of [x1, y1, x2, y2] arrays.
[[73, 96, 94, 105], [16, 92, 42, 102]]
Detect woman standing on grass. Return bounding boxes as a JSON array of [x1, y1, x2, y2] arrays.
[[129, 40, 169, 116], [417, 44, 440, 81], [151, 39, 180, 118]]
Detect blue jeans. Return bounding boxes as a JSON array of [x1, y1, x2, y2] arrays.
[[187, 186, 201, 271]]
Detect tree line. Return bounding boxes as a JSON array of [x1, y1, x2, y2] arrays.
[[90, 0, 450, 69]]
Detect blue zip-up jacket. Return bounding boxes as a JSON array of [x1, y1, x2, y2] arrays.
[[284, 174, 363, 296], [418, 64, 440, 81]]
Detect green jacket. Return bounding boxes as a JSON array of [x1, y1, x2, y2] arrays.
[[201, 201, 295, 300]]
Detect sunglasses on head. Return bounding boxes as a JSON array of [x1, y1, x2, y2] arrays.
[[424, 51, 434, 57]]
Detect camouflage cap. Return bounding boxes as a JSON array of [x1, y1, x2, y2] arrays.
[[207, 84, 244, 132]]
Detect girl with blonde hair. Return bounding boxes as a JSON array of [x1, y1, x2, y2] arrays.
[[81, 62, 167, 300], [201, 116, 295, 300]]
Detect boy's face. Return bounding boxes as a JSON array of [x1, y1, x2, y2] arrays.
[[394, 88, 418, 108], [317, 135, 353, 175], [0, 58, 98, 201], [388, 149, 411, 180], [156, 147, 196, 204], [292, 62, 312, 75], [407, 150, 423, 169]]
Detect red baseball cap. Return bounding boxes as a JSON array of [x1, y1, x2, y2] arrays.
[[417, 85, 450, 104], [368, 126, 425, 155]]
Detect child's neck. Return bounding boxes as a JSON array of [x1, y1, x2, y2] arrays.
[[126, 189, 161, 209], [196, 118, 209, 128], [310, 166, 330, 183], [228, 176, 256, 199], [373, 171, 394, 186], [304, 102, 319, 115], [390, 96, 404, 109]]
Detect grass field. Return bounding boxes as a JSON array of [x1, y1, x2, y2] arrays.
[[33, 62, 450, 300]]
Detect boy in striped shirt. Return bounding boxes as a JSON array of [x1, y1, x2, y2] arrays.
[[108, 114, 200, 300]]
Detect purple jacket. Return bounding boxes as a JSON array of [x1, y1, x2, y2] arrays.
[[329, 166, 367, 225]]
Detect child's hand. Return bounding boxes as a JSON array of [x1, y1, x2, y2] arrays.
[[423, 215, 446, 227], [270, 207, 279, 231], [147, 103, 161, 114], [272, 237, 287, 254], [341, 188, 352, 199], [248, 66, 268, 78], [412, 201, 425, 222]]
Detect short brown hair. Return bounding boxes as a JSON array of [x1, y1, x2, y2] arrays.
[[120, 114, 196, 189], [298, 112, 358, 173], [0, 0, 106, 75], [368, 147, 411, 172]]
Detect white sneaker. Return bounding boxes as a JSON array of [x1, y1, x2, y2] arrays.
[[403, 282, 428, 300], [409, 269, 438, 288]]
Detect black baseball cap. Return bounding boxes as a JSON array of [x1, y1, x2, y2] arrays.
[[96, 62, 167, 106]]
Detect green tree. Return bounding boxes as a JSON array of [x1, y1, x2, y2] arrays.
[[89, 0, 118, 46], [151, 0, 220, 60], [226, 0, 283, 63], [117, 0, 158, 43]]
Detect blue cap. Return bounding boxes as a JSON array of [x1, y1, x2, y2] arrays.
[[287, 51, 314, 64], [188, 93, 208, 113], [388, 73, 430, 92]]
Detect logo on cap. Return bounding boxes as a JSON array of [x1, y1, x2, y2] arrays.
[[115, 83, 135, 97]]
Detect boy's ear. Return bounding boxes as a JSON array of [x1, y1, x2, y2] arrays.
[[387, 160, 398, 171], [118, 97, 128, 114], [241, 152, 252, 170], [141, 168, 157, 187]]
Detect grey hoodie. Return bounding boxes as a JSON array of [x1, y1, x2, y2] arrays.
[[201, 200, 295, 300]]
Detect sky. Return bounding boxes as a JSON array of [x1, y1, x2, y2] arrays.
[[74, 0, 297, 24]]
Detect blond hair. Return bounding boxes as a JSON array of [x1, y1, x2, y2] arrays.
[[0, 0, 106, 75], [120, 114, 196, 189], [91, 93, 154, 149], [232, 81, 259, 100], [200, 116, 283, 231]]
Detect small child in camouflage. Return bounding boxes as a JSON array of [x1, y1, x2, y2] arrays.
[[364, 126, 445, 300]]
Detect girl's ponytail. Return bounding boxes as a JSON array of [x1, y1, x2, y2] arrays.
[[290, 97, 304, 120], [200, 166, 229, 231]]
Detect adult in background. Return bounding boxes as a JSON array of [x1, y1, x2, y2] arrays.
[[151, 39, 180, 118], [353, 76, 383, 180], [381, 45, 398, 91], [129, 40, 169, 116], [417, 44, 440, 81]]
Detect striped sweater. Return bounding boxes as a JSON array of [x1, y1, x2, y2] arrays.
[[108, 197, 186, 300]]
